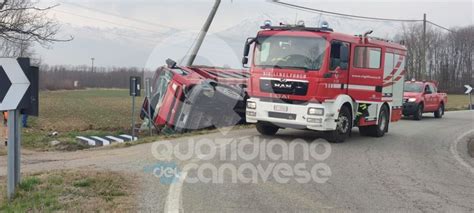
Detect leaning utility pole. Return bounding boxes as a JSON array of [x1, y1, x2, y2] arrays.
[[185, 0, 221, 66], [422, 13, 427, 80]]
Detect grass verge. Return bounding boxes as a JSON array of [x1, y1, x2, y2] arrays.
[[110, 124, 256, 150], [0, 170, 136, 212]]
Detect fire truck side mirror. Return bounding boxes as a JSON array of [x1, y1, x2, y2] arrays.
[[242, 57, 249, 66], [242, 37, 256, 67]]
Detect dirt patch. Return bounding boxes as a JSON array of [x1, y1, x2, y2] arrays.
[[0, 169, 137, 212]]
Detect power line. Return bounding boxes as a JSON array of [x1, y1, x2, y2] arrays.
[[427, 20, 454, 33], [53, 8, 167, 36], [269, 0, 454, 32], [60, 1, 179, 31], [270, 0, 422, 22]]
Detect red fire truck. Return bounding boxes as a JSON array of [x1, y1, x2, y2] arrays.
[[243, 21, 407, 143]]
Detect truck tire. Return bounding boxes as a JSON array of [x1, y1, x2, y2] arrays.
[[434, 103, 444, 118], [373, 105, 389, 137], [256, 122, 279, 136], [326, 106, 352, 143], [358, 126, 371, 136], [358, 105, 389, 138], [413, 104, 423, 121]]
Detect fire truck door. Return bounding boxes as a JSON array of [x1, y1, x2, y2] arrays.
[[383, 52, 405, 108], [348, 46, 383, 102], [326, 40, 350, 97]]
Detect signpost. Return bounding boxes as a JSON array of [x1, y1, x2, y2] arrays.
[[0, 58, 38, 200], [130, 77, 141, 142], [145, 78, 153, 136], [465, 85, 473, 110]]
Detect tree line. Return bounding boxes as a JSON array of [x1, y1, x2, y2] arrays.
[[399, 24, 473, 93], [39, 65, 152, 90]]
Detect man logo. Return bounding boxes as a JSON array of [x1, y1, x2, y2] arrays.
[[273, 83, 292, 89], [281, 79, 287, 83]]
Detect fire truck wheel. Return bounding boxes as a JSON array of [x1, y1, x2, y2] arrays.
[[358, 126, 371, 136], [434, 103, 444, 118], [326, 106, 352, 143], [373, 105, 389, 137], [414, 104, 424, 121], [256, 122, 279, 136], [359, 105, 389, 137]]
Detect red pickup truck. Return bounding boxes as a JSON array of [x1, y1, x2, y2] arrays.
[[403, 80, 448, 120]]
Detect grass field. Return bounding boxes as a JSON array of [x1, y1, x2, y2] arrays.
[[0, 170, 135, 212], [33, 89, 143, 132], [0, 89, 471, 153], [1, 89, 143, 152], [445, 94, 472, 111]]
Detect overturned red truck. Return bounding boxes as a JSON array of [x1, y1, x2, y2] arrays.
[[141, 59, 248, 134]]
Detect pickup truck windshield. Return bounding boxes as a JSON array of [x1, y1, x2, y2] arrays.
[[404, 82, 424, 93], [254, 36, 326, 71]]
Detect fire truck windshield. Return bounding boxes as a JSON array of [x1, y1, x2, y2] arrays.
[[404, 82, 424, 93], [254, 36, 326, 71], [150, 70, 173, 118]]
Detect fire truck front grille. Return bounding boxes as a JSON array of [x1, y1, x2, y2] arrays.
[[260, 79, 308, 96], [268, 112, 297, 120]]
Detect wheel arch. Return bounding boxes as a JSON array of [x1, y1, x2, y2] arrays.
[[326, 94, 356, 122]]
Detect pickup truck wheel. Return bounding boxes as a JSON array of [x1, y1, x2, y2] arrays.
[[434, 103, 444, 118], [256, 122, 279, 136], [326, 106, 352, 143], [413, 104, 423, 121]]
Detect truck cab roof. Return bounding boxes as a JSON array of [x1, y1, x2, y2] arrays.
[[258, 24, 407, 51]]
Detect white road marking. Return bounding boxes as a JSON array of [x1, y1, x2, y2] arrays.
[[91, 136, 110, 146], [76, 136, 96, 146], [450, 129, 474, 175], [120, 134, 138, 141], [163, 135, 251, 212], [106, 136, 125, 143], [164, 171, 188, 213]]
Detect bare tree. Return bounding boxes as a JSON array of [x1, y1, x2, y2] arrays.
[[0, 0, 70, 57], [399, 24, 473, 93]]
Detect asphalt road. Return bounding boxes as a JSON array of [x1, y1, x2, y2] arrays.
[[1, 111, 473, 212]]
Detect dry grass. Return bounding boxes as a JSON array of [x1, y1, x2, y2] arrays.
[[446, 94, 471, 111], [0, 170, 136, 212], [21, 89, 142, 151], [33, 89, 143, 132]]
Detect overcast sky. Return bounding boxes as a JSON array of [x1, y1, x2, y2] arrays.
[[36, 0, 473, 68]]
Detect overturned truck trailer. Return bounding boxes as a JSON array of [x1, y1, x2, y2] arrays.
[[141, 61, 249, 134]]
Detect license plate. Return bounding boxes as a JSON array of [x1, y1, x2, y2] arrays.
[[274, 105, 288, 112]]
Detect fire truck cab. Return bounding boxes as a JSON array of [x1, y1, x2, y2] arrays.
[[243, 21, 407, 143]]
